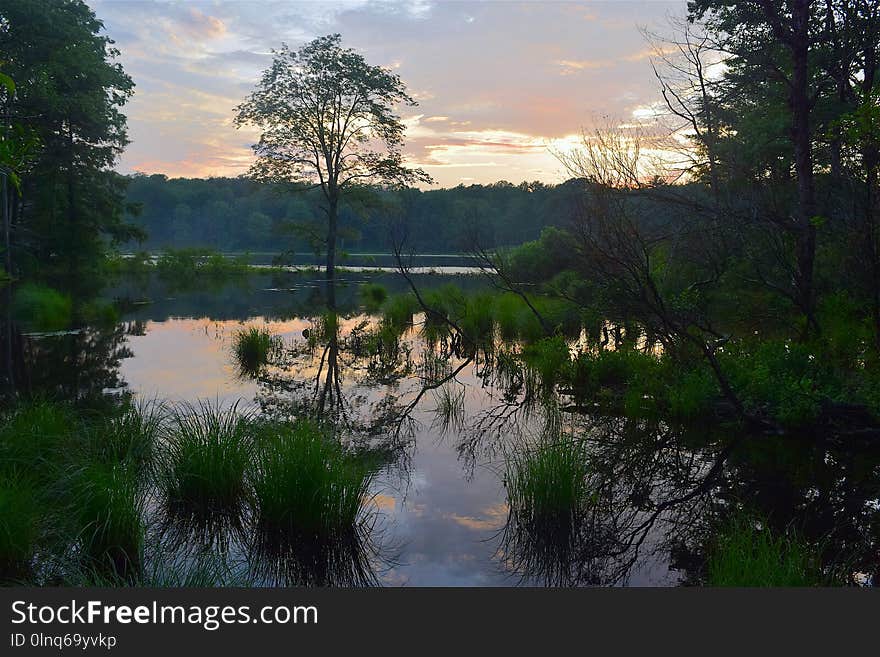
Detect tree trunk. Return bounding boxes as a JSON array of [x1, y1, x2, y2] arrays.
[[326, 192, 338, 282], [790, 0, 819, 335], [1, 173, 9, 277]]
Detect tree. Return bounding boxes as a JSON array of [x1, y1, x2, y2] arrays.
[[0, 69, 40, 277], [235, 34, 431, 282], [0, 0, 138, 292]]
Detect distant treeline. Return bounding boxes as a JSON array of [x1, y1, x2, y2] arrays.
[[123, 175, 588, 254]]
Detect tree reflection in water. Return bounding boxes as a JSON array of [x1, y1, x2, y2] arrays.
[[3, 275, 879, 586]]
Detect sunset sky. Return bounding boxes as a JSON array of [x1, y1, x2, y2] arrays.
[[92, 0, 685, 188]]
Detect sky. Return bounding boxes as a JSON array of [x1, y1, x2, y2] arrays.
[[91, 0, 687, 188]]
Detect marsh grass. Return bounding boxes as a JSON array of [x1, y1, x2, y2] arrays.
[[83, 400, 164, 477], [64, 551, 249, 587], [382, 293, 419, 332], [522, 336, 571, 392], [232, 326, 280, 376], [160, 402, 253, 513], [706, 515, 825, 586], [502, 436, 614, 585], [431, 384, 466, 434], [252, 420, 374, 540], [72, 461, 144, 575], [360, 282, 389, 311], [505, 437, 593, 533], [0, 472, 40, 577], [0, 400, 72, 477], [249, 521, 381, 586]]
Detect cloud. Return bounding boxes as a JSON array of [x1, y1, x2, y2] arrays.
[[554, 58, 610, 74], [93, 0, 685, 186]]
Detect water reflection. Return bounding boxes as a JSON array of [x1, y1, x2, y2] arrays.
[[2, 271, 879, 585]]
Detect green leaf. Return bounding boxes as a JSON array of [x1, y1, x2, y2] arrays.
[[0, 71, 14, 95]]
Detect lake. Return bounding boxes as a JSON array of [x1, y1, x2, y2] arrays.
[[9, 268, 880, 586]]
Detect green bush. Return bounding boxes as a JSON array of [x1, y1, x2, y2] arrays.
[[721, 340, 828, 428], [11, 283, 72, 332]]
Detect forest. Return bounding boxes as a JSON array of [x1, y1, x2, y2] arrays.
[[1, 0, 880, 589], [123, 175, 581, 254]]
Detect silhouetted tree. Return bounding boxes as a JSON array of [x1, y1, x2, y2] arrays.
[[235, 34, 431, 281]]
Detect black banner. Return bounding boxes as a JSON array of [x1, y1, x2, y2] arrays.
[[0, 587, 876, 654]]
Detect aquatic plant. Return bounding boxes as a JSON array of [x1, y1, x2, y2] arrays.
[[11, 283, 72, 332], [522, 336, 571, 392], [505, 437, 593, 531], [706, 515, 824, 587], [460, 292, 496, 344], [84, 399, 164, 475], [502, 436, 618, 585], [382, 293, 419, 332], [0, 473, 40, 576], [360, 282, 389, 311], [157, 248, 251, 280], [432, 384, 466, 434], [252, 419, 373, 539], [73, 461, 144, 574], [159, 402, 253, 512], [0, 400, 72, 478], [232, 326, 279, 375]]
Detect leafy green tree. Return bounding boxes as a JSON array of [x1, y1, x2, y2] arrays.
[[0, 0, 138, 292], [0, 68, 40, 276], [235, 34, 431, 281]]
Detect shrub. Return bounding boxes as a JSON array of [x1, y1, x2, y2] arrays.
[[11, 283, 72, 332]]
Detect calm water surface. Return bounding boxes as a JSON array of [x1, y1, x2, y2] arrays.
[[14, 268, 880, 586]]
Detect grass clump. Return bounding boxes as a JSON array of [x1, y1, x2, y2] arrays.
[[252, 420, 373, 539], [0, 473, 41, 576], [505, 437, 592, 531], [522, 336, 571, 391], [232, 326, 279, 375], [706, 514, 825, 586], [0, 400, 72, 478], [382, 293, 419, 332], [84, 400, 163, 475], [11, 283, 72, 332], [73, 462, 143, 574], [360, 282, 388, 311], [160, 402, 252, 512]]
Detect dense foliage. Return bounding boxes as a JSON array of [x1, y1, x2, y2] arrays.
[[122, 174, 583, 255], [0, 0, 138, 294]]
